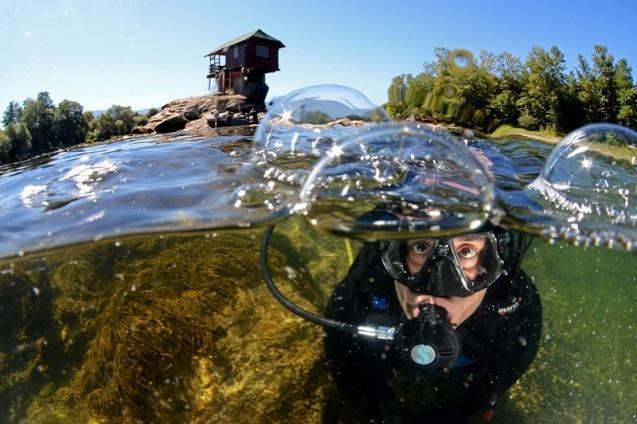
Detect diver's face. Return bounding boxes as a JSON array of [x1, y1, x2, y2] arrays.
[[395, 235, 489, 326], [404, 235, 487, 280]]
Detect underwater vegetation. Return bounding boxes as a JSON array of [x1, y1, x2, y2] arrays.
[[0, 226, 342, 423], [2, 219, 635, 423]]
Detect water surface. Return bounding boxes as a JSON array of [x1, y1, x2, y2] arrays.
[[0, 127, 635, 422]]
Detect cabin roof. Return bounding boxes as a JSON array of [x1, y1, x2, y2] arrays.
[[205, 29, 285, 57]]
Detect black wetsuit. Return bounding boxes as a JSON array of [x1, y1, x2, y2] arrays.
[[324, 242, 542, 423]]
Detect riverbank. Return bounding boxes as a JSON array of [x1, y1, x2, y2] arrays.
[[485, 124, 561, 144], [130, 95, 564, 145], [404, 115, 562, 144]]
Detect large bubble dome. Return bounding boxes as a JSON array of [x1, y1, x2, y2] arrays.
[[229, 85, 388, 227], [523, 123, 637, 250], [252, 85, 389, 184], [297, 123, 496, 240]]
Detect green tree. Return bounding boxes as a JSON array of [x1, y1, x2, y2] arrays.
[[489, 52, 524, 124], [20, 92, 58, 154], [576, 46, 622, 124], [388, 75, 407, 105], [614, 58, 637, 129], [617, 87, 637, 129], [591, 45, 618, 122], [89, 105, 138, 141], [575, 53, 597, 123], [57, 100, 88, 147], [615, 58, 633, 93], [0, 131, 10, 162], [3, 122, 32, 161], [2, 101, 22, 127], [147, 108, 159, 118], [517, 46, 568, 131], [405, 74, 433, 113], [423, 47, 452, 77]]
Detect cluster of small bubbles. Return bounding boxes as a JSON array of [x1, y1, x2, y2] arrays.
[[284, 266, 298, 280], [230, 182, 288, 212]]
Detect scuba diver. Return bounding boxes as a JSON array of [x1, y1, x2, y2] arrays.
[[258, 121, 546, 423], [321, 220, 542, 423]]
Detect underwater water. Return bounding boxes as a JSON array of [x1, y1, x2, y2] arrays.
[[0, 123, 636, 422]]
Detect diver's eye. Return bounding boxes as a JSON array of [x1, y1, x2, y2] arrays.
[[411, 241, 433, 255], [457, 245, 478, 260]]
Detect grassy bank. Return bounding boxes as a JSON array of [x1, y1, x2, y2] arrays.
[[487, 125, 561, 144]]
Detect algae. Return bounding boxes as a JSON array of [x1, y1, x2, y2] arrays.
[[0, 220, 349, 423]]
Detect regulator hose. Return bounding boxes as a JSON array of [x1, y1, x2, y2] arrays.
[[260, 225, 356, 333]]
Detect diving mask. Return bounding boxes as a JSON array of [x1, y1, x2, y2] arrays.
[[381, 233, 504, 297]]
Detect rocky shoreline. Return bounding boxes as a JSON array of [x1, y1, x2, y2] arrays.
[[130, 93, 535, 143], [131, 94, 265, 135]]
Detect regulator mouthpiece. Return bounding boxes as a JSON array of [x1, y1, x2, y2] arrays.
[[394, 304, 460, 372]]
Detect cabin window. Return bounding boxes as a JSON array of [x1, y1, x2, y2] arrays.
[[256, 46, 269, 58], [233, 46, 239, 58]]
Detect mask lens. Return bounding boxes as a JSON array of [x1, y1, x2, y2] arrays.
[[382, 233, 503, 295], [450, 234, 502, 290]]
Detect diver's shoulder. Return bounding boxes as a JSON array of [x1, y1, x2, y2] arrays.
[[481, 269, 539, 318]]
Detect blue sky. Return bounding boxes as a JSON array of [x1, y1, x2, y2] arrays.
[[1, 0, 636, 112]]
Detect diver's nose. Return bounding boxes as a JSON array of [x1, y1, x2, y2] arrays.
[[415, 294, 435, 305]]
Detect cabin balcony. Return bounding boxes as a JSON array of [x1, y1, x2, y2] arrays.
[[207, 64, 226, 79]]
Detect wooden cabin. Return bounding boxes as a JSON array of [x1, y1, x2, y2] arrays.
[[205, 29, 285, 107]]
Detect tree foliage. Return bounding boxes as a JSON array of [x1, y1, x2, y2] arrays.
[[57, 100, 88, 147], [20, 92, 57, 154], [387, 45, 637, 134], [3, 123, 32, 161], [1, 94, 156, 164], [2, 101, 22, 127], [88, 105, 141, 142]]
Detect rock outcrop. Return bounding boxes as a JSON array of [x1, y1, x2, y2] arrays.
[[131, 94, 264, 135]]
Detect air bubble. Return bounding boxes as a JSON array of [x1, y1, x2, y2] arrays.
[[254, 84, 388, 173], [298, 123, 495, 240], [441, 84, 459, 100], [447, 49, 474, 74], [522, 124, 637, 250]]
